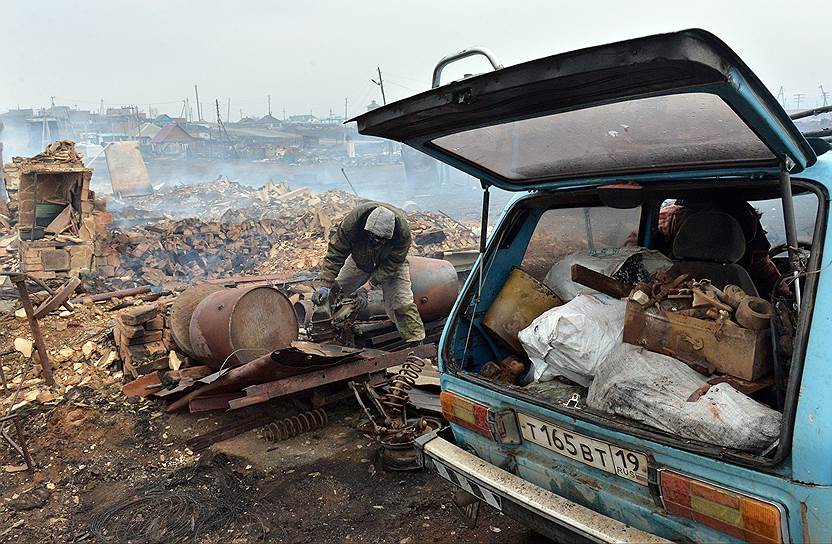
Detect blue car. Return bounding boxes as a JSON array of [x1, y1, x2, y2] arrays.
[[353, 29, 832, 543]]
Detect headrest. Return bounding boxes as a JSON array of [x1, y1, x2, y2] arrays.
[[672, 211, 746, 263]]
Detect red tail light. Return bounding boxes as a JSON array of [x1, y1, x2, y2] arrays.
[[659, 470, 785, 543], [440, 391, 493, 439]]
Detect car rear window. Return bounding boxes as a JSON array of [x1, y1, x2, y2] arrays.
[[431, 93, 776, 182], [520, 206, 641, 280]]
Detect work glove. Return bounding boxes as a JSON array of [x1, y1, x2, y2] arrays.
[[311, 287, 331, 306], [352, 287, 369, 313]]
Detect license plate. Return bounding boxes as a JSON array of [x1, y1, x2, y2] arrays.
[[517, 413, 648, 485]]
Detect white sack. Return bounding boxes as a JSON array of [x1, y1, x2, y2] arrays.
[[587, 345, 781, 452], [518, 294, 626, 386], [545, 248, 671, 301]]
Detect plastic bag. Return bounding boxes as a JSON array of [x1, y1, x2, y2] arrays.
[[545, 248, 671, 301], [587, 345, 781, 452], [518, 294, 626, 386]]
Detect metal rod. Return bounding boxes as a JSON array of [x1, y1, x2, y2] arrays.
[[478, 183, 490, 298], [340, 167, 359, 196], [779, 164, 802, 308], [789, 104, 832, 120], [12, 278, 54, 385], [70, 285, 151, 304], [11, 417, 33, 472], [0, 361, 8, 396]]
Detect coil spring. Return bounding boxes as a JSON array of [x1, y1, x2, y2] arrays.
[[263, 409, 328, 442], [381, 355, 427, 417]]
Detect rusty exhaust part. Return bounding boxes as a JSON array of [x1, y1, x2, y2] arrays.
[[188, 285, 299, 370]]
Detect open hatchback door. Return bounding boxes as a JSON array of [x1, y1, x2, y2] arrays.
[[353, 29, 816, 189]]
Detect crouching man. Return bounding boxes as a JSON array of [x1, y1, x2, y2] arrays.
[[313, 203, 426, 344]]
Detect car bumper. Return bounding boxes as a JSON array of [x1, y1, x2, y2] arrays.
[[415, 428, 670, 544]]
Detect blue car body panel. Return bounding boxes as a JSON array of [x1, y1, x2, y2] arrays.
[[434, 156, 832, 542]]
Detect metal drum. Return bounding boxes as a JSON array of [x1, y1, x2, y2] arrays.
[[355, 256, 460, 322], [407, 256, 460, 322], [189, 285, 299, 369]]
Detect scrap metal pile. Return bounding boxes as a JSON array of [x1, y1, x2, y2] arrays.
[[116, 254, 460, 415]]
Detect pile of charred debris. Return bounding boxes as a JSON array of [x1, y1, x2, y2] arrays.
[[103, 179, 479, 287], [0, 141, 479, 484]]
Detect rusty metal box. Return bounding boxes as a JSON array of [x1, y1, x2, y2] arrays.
[[622, 301, 770, 381]]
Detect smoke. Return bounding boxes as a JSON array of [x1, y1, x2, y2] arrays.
[[136, 154, 507, 221], [0, 118, 39, 160]]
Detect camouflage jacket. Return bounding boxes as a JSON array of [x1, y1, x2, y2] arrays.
[[319, 202, 412, 287]]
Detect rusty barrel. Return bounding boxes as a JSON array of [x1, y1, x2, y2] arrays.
[[189, 285, 299, 369], [407, 256, 460, 322]]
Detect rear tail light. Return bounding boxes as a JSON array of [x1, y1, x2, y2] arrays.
[[439, 391, 522, 445], [659, 470, 785, 544], [440, 391, 493, 439]]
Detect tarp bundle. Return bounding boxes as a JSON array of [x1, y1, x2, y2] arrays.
[[587, 345, 781, 451], [518, 294, 626, 386]]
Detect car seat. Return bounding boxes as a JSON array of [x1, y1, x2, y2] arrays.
[[666, 210, 759, 296]]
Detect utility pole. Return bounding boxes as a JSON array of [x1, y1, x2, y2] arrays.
[[283, 107, 286, 121], [100, 98, 104, 115], [777, 86, 786, 108], [371, 67, 387, 105], [227, 98, 231, 122], [50, 96, 55, 108], [794, 93, 806, 111], [344, 97, 348, 120], [268, 95, 271, 116], [194, 84, 203, 122], [820, 85, 830, 107]]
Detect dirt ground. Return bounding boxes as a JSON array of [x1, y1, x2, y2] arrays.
[[0, 382, 551, 543]]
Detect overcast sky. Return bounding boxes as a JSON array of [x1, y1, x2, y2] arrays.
[[1, 0, 829, 120]]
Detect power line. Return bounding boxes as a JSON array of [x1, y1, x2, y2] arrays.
[[794, 93, 806, 110]]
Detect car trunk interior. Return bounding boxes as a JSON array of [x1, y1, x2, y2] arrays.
[[443, 176, 825, 469]]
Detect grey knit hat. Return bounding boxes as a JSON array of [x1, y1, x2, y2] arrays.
[[364, 206, 396, 239]]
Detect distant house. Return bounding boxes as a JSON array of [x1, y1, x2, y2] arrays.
[[137, 122, 161, 140], [288, 114, 319, 124], [136, 123, 161, 150], [257, 114, 282, 129], [154, 114, 186, 127], [183, 122, 211, 140], [150, 124, 196, 156]]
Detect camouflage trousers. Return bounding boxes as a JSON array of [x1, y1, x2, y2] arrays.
[[335, 256, 426, 342]]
